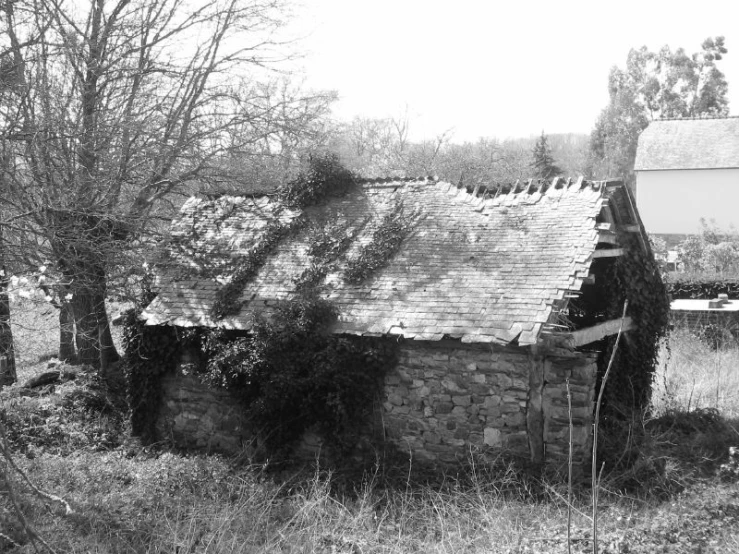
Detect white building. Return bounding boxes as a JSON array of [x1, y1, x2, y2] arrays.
[[634, 117, 739, 235]]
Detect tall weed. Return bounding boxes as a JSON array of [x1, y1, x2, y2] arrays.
[[653, 328, 739, 417]]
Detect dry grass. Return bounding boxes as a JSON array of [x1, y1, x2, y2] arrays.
[[652, 327, 739, 418], [2, 307, 739, 553], [3, 451, 738, 554]]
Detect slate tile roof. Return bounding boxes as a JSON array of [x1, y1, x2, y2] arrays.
[[142, 177, 615, 346], [634, 117, 739, 171]]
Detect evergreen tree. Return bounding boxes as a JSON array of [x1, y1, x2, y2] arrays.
[[531, 132, 562, 180]]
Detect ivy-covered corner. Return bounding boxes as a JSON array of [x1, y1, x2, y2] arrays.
[[599, 231, 671, 415], [122, 307, 179, 444]]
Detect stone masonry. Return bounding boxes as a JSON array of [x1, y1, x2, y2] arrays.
[[381, 340, 597, 467], [156, 341, 597, 468], [156, 350, 252, 453]]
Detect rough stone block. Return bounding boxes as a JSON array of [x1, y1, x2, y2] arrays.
[[386, 375, 401, 385], [483, 427, 501, 447], [452, 395, 471, 406], [504, 412, 525, 426], [484, 395, 501, 409], [435, 402, 453, 414], [423, 432, 441, 445], [441, 378, 464, 393]]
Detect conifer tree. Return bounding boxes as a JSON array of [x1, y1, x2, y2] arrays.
[[531, 131, 562, 180]]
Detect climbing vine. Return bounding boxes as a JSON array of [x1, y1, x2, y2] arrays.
[[122, 308, 179, 444], [279, 152, 359, 208], [344, 202, 413, 284], [293, 220, 364, 291], [211, 215, 305, 319], [195, 296, 397, 456], [603, 233, 669, 411], [212, 153, 360, 318]]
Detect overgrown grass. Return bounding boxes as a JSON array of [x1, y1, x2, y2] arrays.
[[652, 327, 739, 417], [3, 451, 738, 553], [3, 306, 739, 553], [0, 452, 659, 553]]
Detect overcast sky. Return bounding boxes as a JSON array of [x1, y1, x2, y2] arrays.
[[290, 0, 739, 142]]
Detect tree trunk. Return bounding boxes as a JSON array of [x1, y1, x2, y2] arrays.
[[58, 301, 76, 363], [69, 263, 119, 372], [0, 266, 16, 388], [0, 225, 16, 387]]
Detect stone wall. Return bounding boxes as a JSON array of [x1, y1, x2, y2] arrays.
[[155, 350, 252, 453], [155, 341, 598, 468], [381, 341, 597, 467]]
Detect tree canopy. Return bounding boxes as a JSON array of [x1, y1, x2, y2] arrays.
[[0, 0, 334, 371], [589, 36, 729, 185]]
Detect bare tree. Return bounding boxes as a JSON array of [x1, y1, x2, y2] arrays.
[[0, 0, 296, 371]]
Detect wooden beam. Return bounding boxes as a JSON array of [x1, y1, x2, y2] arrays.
[[568, 317, 635, 347], [620, 224, 640, 232], [592, 248, 624, 259], [600, 205, 615, 224], [597, 233, 619, 245]]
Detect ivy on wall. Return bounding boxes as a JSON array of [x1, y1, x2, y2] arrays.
[[122, 307, 179, 444], [596, 232, 671, 416], [127, 154, 408, 457], [199, 296, 397, 455]]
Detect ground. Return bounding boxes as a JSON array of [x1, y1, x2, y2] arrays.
[[1, 298, 738, 553]]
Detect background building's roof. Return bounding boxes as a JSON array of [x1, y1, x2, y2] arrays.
[[142, 178, 620, 346], [634, 117, 739, 171]]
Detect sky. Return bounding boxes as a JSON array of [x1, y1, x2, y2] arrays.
[[288, 0, 739, 143]]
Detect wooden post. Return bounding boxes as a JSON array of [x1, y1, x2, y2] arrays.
[[527, 348, 546, 466]]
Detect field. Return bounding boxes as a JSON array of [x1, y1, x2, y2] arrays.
[[1, 298, 739, 553]]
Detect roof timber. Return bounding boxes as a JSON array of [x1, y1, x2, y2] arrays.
[[567, 316, 636, 347]]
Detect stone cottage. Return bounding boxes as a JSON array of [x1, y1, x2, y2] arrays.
[[141, 176, 659, 468]]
